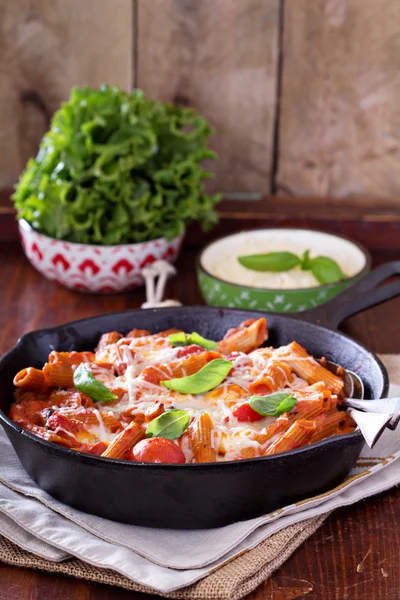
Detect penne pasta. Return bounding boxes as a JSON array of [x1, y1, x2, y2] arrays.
[[249, 361, 293, 395], [310, 411, 356, 444], [48, 351, 95, 366], [125, 329, 151, 338], [337, 412, 357, 434], [217, 318, 268, 354], [101, 422, 145, 459], [119, 409, 146, 425], [96, 332, 122, 352], [190, 413, 217, 463], [276, 342, 344, 395], [154, 329, 183, 338], [24, 422, 77, 448], [289, 395, 337, 422], [45, 412, 99, 445], [145, 401, 165, 422], [48, 390, 94, 409], [43, 362, 74, 388], [71, 410, 122, 433], [240, 446, 256, 459], [264, 420, 317, 455], [251, 415, 291, 447], [13, 367, 48, 392], [76, 441, 108, 456], [10, 320, 357, 463]]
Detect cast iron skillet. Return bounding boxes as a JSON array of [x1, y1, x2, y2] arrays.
[[1, 262, 400, 529]]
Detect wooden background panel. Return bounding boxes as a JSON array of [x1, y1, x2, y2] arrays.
[[137, 0, 279, 196], [276, 0, 400, 198], [0, 0, 133, 190]]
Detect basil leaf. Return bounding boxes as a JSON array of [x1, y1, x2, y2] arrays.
[[146, 409, 190, 440], [249, 392, 297, 417], [237, 252, 301, 272], [310, 256, 347, 284], [169, 332, 187, 346], [73, 363, 117, 402], [189, 332, 217, 350], [169, 331, 217, 350], [161, 359, 232, 394], [300, 249, 312, 271]]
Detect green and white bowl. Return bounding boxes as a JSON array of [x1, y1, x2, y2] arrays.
[[197, 228, 371, 313]]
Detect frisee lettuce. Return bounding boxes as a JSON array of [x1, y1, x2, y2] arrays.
[[13, 85, 221, 245]]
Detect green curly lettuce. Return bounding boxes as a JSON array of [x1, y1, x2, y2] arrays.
[[13, 85, 221, 244]]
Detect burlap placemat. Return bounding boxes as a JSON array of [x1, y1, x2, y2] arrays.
[[0, 514, 327, 600]]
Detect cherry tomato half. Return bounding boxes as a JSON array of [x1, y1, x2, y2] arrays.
[[131, 438, 186, 464], [233, 403, 264, 422]]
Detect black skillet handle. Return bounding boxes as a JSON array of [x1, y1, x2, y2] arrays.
[[298, 261, 400, 330]]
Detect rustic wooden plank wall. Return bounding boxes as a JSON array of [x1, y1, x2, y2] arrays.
[[1, 0, 400, 202], [0, 0, 133, 190], [137, 0, 279, 196], [277, 0, 400, 199]]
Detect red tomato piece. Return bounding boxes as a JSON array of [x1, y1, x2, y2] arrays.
[[131, 438, 186, 464], [233, 403, 264, 422], [47, 412, 83, 435], [175, 344, 203, 359], [9, 399, 49, 426]]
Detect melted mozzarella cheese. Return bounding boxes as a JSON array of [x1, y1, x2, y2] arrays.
[[140, 346, 179, 366], [44, 332, 333, 461], [88, 409, 116, 443]]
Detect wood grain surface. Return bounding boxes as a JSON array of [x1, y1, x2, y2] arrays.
[[3, 0, 400, 201], [277, 0, 400, 198], [137, 0, 279, 196], [0, 0, 133, 189], [0, 242, 399, 599]]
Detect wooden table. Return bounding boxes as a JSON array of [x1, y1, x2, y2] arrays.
[[0, 242, 399, 600]]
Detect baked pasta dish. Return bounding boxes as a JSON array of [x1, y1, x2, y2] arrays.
[[10, 318, 356, 463]]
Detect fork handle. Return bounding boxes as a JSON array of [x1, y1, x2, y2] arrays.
[[299, 261, 400, 329]]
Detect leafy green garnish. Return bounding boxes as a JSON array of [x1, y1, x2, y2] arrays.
[[161, 359, 232, 394], [249, 393, 297, 417], [309, 256, 347, 284], [73, 364, 117, 402], [238, 249, 347, 285], [190, 332, 217, 350], [169, 332, 187, 346], [13, 85, 221, 245], [238, 252, 301, 272], [169, 331, 217, 350], [300, 250, 312, 271], [146, 409, 190, 440]]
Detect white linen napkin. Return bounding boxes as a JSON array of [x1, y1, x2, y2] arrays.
[[0, 377, 399, 594]]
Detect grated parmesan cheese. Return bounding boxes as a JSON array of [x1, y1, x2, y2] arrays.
[[201, 229, 366, 289]]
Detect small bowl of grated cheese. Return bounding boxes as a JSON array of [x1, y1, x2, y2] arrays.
[[197, 228, 371, 313]]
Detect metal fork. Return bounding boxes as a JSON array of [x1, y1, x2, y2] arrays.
[[322, 360, 400, 447]]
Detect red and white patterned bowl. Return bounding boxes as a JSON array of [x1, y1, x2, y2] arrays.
[[19, 219, 184, 294]]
